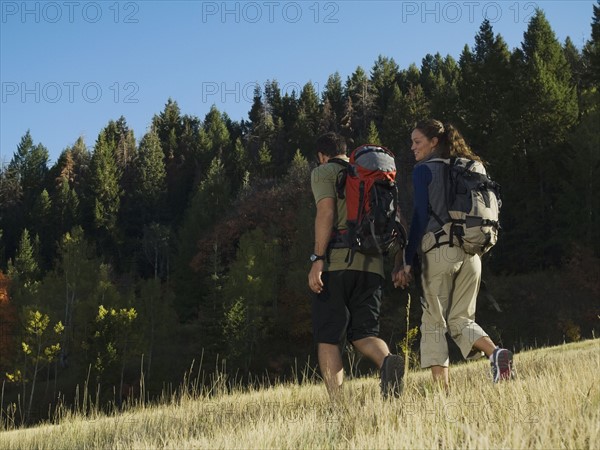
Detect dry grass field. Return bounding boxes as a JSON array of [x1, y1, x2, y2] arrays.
[[1, 339, 599, 449]]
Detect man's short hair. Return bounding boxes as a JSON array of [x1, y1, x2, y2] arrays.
[[315, 132, 347, 157]]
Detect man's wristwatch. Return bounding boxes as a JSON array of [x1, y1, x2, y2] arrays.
[[309, 253, 326, 263]]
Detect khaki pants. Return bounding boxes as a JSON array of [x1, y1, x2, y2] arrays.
[[419, 244, 488, 368]]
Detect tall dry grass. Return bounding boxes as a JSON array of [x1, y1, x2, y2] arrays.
[[1, 339, 599, 449]]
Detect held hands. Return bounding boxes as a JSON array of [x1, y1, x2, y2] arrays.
[[311, 260, 412, 293], [392, 265, 413, 289]]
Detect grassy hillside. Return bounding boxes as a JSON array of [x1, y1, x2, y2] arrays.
[[1, 339, 599, 449]]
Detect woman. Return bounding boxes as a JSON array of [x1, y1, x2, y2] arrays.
[[393, 119, 514, 390]]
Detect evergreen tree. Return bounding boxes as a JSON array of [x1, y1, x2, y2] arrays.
[[181, 113, 206, 174], [248, 84, 264, 127], [52, 176, 80, 243], [458, 20, 512, 158], [319, 98, 337, 134], [322, 72, 345, 124], [8, 132, 46, 195], [114, 129, 167, 273], [23, 142, 50, 226], [105, 119, 137, 246], [104, 116, 136, 172], [286, 149, 310, 188], [258, 143, 274, 178], [8, 131, 34, 175], [280, 91, 299, 135], [582, 1, 600, 87], [136, 277, 175, 381], [288, 82, 320, 161], [141, 223, 171, 280], [55, 138, 91, 229], [563, 37, 584, 94], [420, 53, 461, 122], [249, 153, 313, 354], [346, 67, 376, 141], [8, 132, 49, 236], [7, 229, 40, 303], [419, 53, 441, 96], [340, 96, 355, 145], [371, 55, 400, 123], [129, 130, 167, 227], [506, 9, 578, 268], [0, 229, 4, 268], [42, 142, 85, 260], [365, 121, 381, 145], [172, 157, 232, 320], [400, 63, 421, 92], [49, 149, 75, 191], [89, 131, 122, 258], [271, 116, 288, 170], [228, 138, 250, 194], [204, 106, 231, 161], [517, 11, 578, 146], [381, 84, 406, 151], [264, 80, 283, 121], [30, 190, 52, 268], [291, 109, 313, 161], [386, 83, 430, 212], [152, 99, 182, 161], [560, 89, 600, 255], [221, 228, 280, 370], [0, 160, 23, 265], [248, 86, 277, 165], [152, 99, 202, 223], [69, 137, 92, 189]]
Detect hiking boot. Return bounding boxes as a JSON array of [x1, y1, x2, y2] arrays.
[[380, 354, 404, 399], [490, 347, 515, 383]]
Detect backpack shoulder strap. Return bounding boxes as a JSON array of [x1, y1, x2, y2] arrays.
[[328, 157, 349, 199], [328, 157, 349, 168], [422, 158, 451, 228], [425, 158, 451, 165]]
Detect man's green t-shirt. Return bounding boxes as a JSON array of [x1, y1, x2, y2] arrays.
[[310, 158, 385, 277]]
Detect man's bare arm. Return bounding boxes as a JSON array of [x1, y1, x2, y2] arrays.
[[308, 197, 335, 294]]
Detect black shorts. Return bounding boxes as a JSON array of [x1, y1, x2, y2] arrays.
[[312, 270, 383, 345]]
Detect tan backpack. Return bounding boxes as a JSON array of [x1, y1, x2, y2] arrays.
[[423, 157, 501, 256]]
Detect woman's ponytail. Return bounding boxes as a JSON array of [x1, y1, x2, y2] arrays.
[[444, 123, 481, 162], [414, 119, 483, 164]]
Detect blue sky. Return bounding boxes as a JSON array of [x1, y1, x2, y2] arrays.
[[0, 0, 595, 163]]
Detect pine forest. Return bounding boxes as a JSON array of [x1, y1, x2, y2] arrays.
[[1, 8, 599, 425]]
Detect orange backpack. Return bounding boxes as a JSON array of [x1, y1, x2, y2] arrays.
[[329, 144, 406, 264]]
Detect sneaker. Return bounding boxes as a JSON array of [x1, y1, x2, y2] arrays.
[[380, 354, 405, 398], [490, 347, 515, 382]]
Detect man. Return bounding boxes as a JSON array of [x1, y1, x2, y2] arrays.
[[307, 131, 404, 400]]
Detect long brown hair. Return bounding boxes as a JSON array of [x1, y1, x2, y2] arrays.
[[414, 119, 484, 164]]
